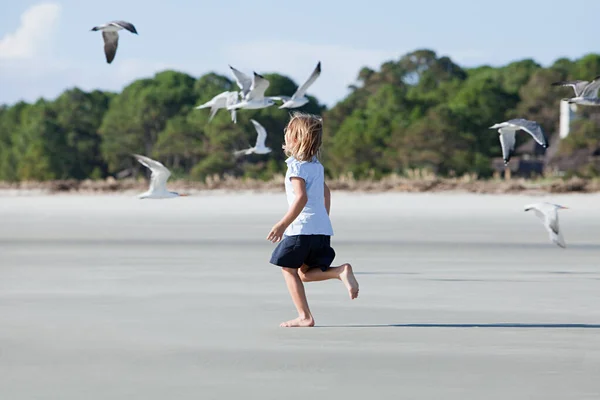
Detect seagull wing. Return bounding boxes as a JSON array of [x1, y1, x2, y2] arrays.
[[229, 66, 252, 98], [547, 215, 560, 235], [196, 91, 232, 120], [292, 61, 321, 99], [552, 226, 567, 248], [498, 127, 516, 164], [225, 91, 239, 106], [226, 92, 239, 123], [251, 119, 267, 148], [233, 148, 251, 157], [270, 96, 291, 102], [209, 92, 232, 121], [509, 119, 548, 148], [580, 75, 600, 98], [111, 21, 138, 34], [133, 154, 171, 193], [525, 203, 549, 221], [544, 209, 566, 248], [551, 80, 589, 97], [246, 73, 270, 101], [102, 31, 119, 64], [208, 106, 220, 121]]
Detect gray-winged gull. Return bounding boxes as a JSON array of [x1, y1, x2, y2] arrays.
[[489, 119, 549, 165], [552, 76, 600, 106], [91, 21, 138, 64]]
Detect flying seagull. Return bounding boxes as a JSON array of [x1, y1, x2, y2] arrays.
[[195, 91, 239, 123], [133, 154, 188, 199], [91, 21, 138, 64], [524, 202, 569, 248], [227, 73, 275, 110], [233, 119, 272, 156], [552, 75, 600, 106], [272, 61, 322, 109], [489, 119, 549, 165]]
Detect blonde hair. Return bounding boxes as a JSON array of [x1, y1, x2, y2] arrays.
[[283, 112, 323, 161]]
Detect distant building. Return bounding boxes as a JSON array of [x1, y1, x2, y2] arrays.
[[547, 102, 600, 174], [559, 100, 579, 139]]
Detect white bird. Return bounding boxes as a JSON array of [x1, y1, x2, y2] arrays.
[[524, 202, 569, 248], [227, 73, 275, 110], [133, 154, 188, 199], [195, 91, 239, 123], [552, 75, 600, 106], [233, 119, 272, 156], [272, 61, 321, 109], [489, 119, 549, 165], [90, 21, 138, 64]]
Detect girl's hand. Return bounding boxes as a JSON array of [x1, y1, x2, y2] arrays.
[[267, 178, 305, 243], [267, 223, 286, 243]]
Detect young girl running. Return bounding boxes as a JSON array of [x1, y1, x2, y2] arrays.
[[267, 112, 359, 328]]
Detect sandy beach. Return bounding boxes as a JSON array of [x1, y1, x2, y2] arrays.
[[1, 192, 599, 399]]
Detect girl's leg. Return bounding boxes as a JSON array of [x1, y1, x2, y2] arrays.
[[299, 263, 359, 300], [280, 267, 315, 327]]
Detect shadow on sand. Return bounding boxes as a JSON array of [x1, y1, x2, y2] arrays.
[[355, 272, 419, 275], [316, 323, 600, 329]]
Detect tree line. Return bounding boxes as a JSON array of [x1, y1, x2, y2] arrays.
[[1, 49, 599, 182]]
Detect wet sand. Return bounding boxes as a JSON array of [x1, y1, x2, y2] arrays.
[[1, 192, 599, 399]]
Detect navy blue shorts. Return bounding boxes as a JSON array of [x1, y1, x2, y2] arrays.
[[270, 235, 335, 271]]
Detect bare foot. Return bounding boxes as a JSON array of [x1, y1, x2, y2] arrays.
[[280, 317, 315, 328], [339, 263, 359, 299]]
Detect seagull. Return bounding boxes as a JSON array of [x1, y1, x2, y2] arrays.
[[133, 154, 188, 199], [524, 202, 569, 248], [229, 65, 253, 100], [227, 73, 275, 110], [489, 119, 549, 165], [90, 21, 138, 64], [271, 61, 321, 109], [552, 76, 600, 106], [195, 91, 239, 123], [233, 120, 272, 156]]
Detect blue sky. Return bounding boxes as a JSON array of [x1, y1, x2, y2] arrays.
[[1, 0, 599, 107]]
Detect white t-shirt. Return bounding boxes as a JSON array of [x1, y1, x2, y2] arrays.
[[284, 156, 334, 237]]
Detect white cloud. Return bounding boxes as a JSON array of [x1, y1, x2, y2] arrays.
[[0, 3, 61, 60], [224, 40, 400, 106]]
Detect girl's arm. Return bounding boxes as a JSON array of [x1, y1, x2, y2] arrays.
[[267, 178, 307, 243], [324, 182, 331, 216]]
